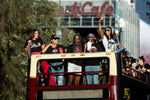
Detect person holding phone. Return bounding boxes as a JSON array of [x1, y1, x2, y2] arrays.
[[84, 33, 103, 85]]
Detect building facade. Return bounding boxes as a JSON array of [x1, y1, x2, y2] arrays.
[[116, 0, 140, 59], [136, 0, 150, 24], [123, 0, 150, 24], [123, 0, 136, 8], [123, 0, 150, 63], [50, 0, 140, 59]]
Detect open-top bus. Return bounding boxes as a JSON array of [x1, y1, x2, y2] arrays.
[[27, 52, 150, 100]]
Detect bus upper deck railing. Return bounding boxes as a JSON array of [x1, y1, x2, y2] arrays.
[[123, 65, 150, 83], [37, 71, 109, 75]]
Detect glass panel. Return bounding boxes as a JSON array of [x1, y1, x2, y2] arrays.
[[82, 17, 92, 26], [70, 17, 80, 26], [94, 17, 99, 26], [36, 57, 109, 87]]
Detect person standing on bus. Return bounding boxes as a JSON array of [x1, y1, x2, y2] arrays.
[[98, 16, 122, 52], [84, 33, 103, 85], [42, 35, 65, 86], [24, 29, 45, 54], [136, 56, 150, 78], [24, 29, 45, 86], [67, 35, 84, 85]]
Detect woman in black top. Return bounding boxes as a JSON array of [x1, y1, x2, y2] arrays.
[[67, 35, 83, 85], [24, 29, 45, 86], [24, 29, 45, 55], [135, 56, 150, 82], [42, 35, 65, 86], [136, 56, 150, 74]]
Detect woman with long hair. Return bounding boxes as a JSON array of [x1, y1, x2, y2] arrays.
[[98, 16, 122, 52], [24, 29, 45, 54], [24, 29, 45, 86], [67, 35, 83, 85]]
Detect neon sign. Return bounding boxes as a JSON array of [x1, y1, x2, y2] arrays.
[[57, 1, 114, 18]]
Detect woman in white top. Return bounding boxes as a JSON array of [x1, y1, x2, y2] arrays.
[[98, 16, 122, 52]]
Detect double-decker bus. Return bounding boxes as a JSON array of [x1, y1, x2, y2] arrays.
[[27, 52, 150, 100]]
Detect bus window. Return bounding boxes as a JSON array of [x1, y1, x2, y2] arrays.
[[36, 57, 110, 87]]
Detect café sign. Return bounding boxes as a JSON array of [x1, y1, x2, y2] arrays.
[[57, 1, 114, 18]]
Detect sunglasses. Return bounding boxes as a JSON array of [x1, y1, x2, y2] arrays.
[[88, 36, 94, 38], [75, 38, 80, 40], [105, 29, 111, 32]]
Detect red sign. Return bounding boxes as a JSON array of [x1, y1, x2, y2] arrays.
[[57, 1, 114, 18]]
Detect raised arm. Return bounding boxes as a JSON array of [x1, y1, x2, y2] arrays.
[[98, 15, 104, 39], [41, 44, 45, 50], [84, 43, 87, 52]]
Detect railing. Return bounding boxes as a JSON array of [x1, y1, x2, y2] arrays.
[[60, 16, 115, 28], [122, 65, 150, 83], [37, 70, 109, 87]]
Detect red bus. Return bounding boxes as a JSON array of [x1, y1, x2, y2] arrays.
[[27, 52, 150, 100]]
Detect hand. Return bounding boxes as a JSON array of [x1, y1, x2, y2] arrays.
[[92, 48, 97, 52], [99, 39, 102, 42], [75, 49, 81, 53], [27, 40, 32, 46], [136, 68, 141, 72], [142, 67, 146, 72], [99, 15, 104, 22], [48, 44, 52, 47], [118, 44, 122, 49]]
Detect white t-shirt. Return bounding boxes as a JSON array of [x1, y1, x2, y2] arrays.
[[103, 35, 118, 52]]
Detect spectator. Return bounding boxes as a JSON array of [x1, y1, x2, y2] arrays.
[[129, 57, 137, 77], [67, 35, 84, 85], [24, 29, 45, 86], [84, 33, 104, 52], [122, 56, 130, 75], [42, 35, 65, 86], [136, 56, 150, 81], [24, 29, 45, 54], [136, 56, 150, 74], [84, 33, 103, 85], [98, 15, 122, 52]]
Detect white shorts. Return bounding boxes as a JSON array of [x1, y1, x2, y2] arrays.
[[68, 62, 82, 75]]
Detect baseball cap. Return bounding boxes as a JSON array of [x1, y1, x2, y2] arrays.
[[87, 33, 95, 38], [51, 35, 60, 40]]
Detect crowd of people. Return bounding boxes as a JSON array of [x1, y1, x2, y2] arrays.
[[24, 16, 150, 86], [122, 50, 150, 82]]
